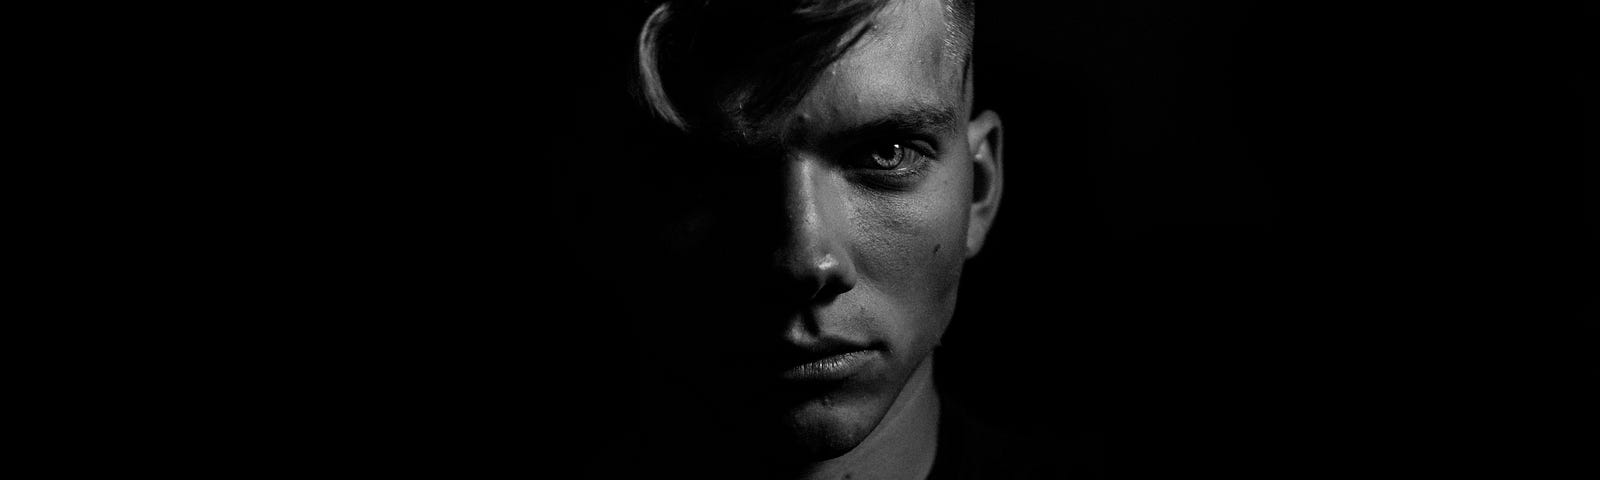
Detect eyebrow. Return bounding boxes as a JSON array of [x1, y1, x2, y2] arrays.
[[823, 102, 959, 146]]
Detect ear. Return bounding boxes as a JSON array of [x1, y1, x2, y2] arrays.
[[965, 109, 1003, 258]]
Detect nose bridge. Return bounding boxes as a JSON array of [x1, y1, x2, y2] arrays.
[[772, 156, 854, 302], [781, 158, 836, 256]]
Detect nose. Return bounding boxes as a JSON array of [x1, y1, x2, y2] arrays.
[[773, 159, 856, 305]]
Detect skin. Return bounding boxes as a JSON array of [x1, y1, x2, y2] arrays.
[[630, 0, 1002, 478]]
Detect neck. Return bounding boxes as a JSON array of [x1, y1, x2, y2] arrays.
[[633, 356, 944, 480], [784, 356, 942, 480]]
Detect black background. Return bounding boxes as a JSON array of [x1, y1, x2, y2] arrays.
[[137, 1, 1595, 477]]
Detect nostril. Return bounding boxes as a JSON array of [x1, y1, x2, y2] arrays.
[[814, 275, 853, 301]]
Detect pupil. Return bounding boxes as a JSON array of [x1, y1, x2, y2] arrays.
[[874, 144, 902, 168]]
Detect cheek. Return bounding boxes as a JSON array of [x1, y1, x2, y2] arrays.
[[845, 166, 972, 328]]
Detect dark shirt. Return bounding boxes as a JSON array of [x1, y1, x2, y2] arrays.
[[927, 396, 1103, 480]]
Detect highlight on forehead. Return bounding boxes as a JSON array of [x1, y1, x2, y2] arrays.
[[636, 0, 975, 132]]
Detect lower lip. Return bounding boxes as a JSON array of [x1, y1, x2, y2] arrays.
[[780, 350, 877, 382]]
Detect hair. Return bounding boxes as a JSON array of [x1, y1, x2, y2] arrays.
[[636, 0, 976, 132]]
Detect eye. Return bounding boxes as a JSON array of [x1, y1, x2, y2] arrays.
[[844, 139, 937, 190], [867, 143, 911, 169]]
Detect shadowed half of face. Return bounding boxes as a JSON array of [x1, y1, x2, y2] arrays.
[[624, 0, 1001, 463]]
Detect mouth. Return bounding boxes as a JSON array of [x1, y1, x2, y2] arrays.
[[780, 349, 878, 382], [775, 339, 882, 383]]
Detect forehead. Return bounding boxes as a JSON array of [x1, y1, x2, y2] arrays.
[[723, 0, 966, 141]]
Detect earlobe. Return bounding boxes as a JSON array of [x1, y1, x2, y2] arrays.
[[965, 110, 1003, 258]]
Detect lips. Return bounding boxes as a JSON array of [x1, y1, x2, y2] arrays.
[[774, 338, 881, 382], [781, 349, 878, 382]]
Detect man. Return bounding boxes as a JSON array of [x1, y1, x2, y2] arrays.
[[602, 0, 1056, 478]]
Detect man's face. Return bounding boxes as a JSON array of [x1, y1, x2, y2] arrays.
[[634, 0, 1000, 461]]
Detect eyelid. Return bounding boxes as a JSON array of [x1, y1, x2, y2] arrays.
[[857, 135, 937, 158], [899, 138, 938, 157], [838, 122, 941, 149]]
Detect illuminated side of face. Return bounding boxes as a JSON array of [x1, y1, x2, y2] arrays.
[[637, 0, 1002, 462]]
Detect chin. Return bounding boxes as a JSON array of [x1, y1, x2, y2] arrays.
[[773, 392, 892, 462]]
